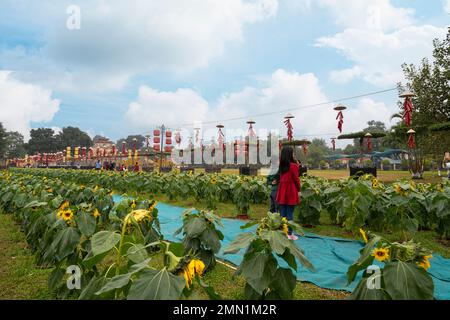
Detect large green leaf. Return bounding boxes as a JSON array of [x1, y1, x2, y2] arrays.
[[127, 268, 185, 300], [349, 275, 388, 300], [261, 230, 288, 256], [75, 211, 97, 237], [184, 217, 207, 238], [96, 259, 151, 295], [239, 251, 277, 295], [91, 231, 121, 256], [51, 227, 80, 261], [285, 241, 315, 271], [126, 243, 148, 264], [270, 268, 297, 300], [223, 232, 257, 254], [383, 261, 434, 300]]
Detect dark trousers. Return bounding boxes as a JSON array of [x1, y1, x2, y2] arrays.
[[279, 204, 295, 235], [269, 190, 279, 213]]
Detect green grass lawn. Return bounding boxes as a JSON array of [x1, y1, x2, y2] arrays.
[[0, 214, 53, 299]]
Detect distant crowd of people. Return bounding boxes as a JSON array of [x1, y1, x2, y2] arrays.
[[95, 160, 140, 172]]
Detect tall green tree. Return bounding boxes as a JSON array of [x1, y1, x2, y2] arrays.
[[5, 131, 26, 159], [0, 123, 7, 160], [394, 27, 450, 166], [56, 126, 93, 149], [298, 138, 330, 168], [26, 128, 58, 154]]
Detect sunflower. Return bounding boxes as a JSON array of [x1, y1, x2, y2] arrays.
[[372, 247, 390, 262], [93, 208, 101, 219], [210, 177, 217, 185], [417, 255, 432, 270], [59, 200, 70, 211], [393, 184, 402, 195], [130, 200, 137, 209], [182, 259, 205, 289], [371, 179, 380, 189], [47, 188, 53, 193], [436, 184, 444, 193], [282, 224, 289, 236], [60, 209, 74, 222], [128, 209, 152, 224], [359, 228, 368, 244], [148, 201, 158, 211]]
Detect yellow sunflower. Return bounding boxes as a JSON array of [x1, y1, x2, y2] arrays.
[[59, 200, 70, 211], [417, 255, 432, 270], [359, 228, 368, 244], [61, 209, 74, 221], [93, 208, 101, 219], [148, 201, 158, 211], [393, 184, 402, 195], [130, 200, 137, 209], [128, 209, 152, 224], [182, 259, 205, 289], [371, 179, 380, 189], [282, 224, 289, 236], [372, 247, 390, 262]]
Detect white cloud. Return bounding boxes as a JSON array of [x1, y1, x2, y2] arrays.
[[1, 0, 278, 93], [445, 0, 450, 13], [300, 0, 447, 86], [125, 69, 395, 148], [125, 87, 210, 129], [0, 71, 60, 140], [329, 66, 362, 84], [317, 25, 447, 86]]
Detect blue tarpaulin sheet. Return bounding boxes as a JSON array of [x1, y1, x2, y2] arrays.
[[113, 195, 450, 299]]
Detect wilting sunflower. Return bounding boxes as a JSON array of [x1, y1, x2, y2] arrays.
[[372, 247, 390, 262], [359, 228, 368, 244], [417, 255, 432, 270], [182, 259, 205, 289], [128, 209, 152, 224]]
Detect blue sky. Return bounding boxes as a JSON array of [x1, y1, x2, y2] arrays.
[[0, 0, 448, 148]]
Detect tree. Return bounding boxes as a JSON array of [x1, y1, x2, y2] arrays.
[[55, 127, 93, 150], [0, 123, 7, 160], [26, 128, 58, 154], [116, 135, 146, 151], [5, 131, 26, 159], [298, 138, 330, 168], [400, 28, 449, 150], [394, 27, 450, 172]]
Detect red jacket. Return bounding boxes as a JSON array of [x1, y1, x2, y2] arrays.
[[276, 162, 301, 206]]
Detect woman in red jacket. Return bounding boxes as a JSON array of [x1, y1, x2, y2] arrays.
[[276, 146, 300, 240]]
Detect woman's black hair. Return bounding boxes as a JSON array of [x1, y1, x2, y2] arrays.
[[279, 146, 295, 174]]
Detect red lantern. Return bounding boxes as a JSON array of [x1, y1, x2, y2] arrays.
[[175, 131, 182, 146], [284, 113, 294, 141], [217, 124, 225, 147], [334, 104, 346, 133], [400, 92, 415, 127]]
